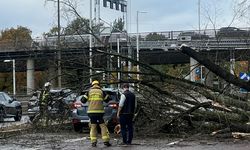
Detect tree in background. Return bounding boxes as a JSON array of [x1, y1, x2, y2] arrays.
[[64, 17, 90, 35], [112, 18, 125, 33], [44, 26, 60, 36], [0, 26, 32, 42], [145, 32, 166, 41]]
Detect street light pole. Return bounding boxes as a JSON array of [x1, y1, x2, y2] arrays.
[[198, 0, 201, 34], [4, 59, 16, 96], [57, 0, 62, 88], [136, 11, 139, 81], [13, 60, 15, 96], [89, 0, 93, 83], [136, 11, 147, 81], [117, 38, 121, 89]]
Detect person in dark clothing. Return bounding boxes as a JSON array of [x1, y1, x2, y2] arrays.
[[117, 83, 136, 145]]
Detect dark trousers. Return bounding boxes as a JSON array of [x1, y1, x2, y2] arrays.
[[119, 114, 134, 144], [88, 113, 105, 124]]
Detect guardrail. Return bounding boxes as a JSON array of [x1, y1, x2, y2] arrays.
[[15, 95, 31, 115]]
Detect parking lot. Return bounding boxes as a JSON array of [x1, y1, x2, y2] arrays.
[[0, 115, 30, 130], [1, 130, 250, 150], [1, 118, 250, 150]]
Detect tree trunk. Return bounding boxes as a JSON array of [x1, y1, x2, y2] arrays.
[[180, 46, 250, 91]]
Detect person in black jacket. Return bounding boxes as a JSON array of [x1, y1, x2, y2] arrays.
[[117, 83, 136, 145]]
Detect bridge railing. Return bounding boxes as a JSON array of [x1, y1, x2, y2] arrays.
[[1, 28, 250, 51]]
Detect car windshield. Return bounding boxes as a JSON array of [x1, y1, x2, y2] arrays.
[[0, 93, 6, 102], [104, 90, 119, 102], [3, 92, 12, 101], [49, 89, 75, 103]]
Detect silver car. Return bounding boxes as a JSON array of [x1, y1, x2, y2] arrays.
[[71, 88, 120, 132], [0, 92, 22, 122], [27, 88, 76, 121]]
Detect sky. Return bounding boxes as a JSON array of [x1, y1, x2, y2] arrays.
[[0, 0, 248, 38]]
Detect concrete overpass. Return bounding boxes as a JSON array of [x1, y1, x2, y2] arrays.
[[1, 29, 250, 95]]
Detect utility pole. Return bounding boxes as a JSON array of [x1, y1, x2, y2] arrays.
[[136, 11, 147, 81], [198, 0, 201, 34], [89, 0, 93, 83], [57, 0, 62, 88]]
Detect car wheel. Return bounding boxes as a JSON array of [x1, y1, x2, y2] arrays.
[[29, 116, 35, 121], [0, 108, 4, 122], [14, 109, 22, 121], [106, 120, 116, 133], [73, 124, 82, 132], [108, 125, 115, 133]]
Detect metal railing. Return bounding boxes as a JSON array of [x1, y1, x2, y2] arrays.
[[1, 28, 250, 51]]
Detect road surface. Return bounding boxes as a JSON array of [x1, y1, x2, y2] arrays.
[[0, 130, 250, 150]]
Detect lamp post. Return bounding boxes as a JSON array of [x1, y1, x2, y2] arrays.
[[136, 11, 147, 81], [4, 59, 16, 96], [89, 0, 93, 83], [117, 37, 127, 89], [198, 0, 201, 34], [57, 0, 62, 88]]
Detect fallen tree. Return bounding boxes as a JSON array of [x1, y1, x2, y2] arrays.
[[128, 46, 250, 136]]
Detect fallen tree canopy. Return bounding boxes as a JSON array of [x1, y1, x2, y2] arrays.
[[130, 46, 250, 137], [180, 45, 250, 91]]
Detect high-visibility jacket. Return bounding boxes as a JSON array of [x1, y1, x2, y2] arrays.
[[87, 85, 105, 113], [41, 90, 50, 106]]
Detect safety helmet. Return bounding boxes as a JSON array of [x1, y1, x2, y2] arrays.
[[92, 80, 99, 86], [44, 82, 52, 87]]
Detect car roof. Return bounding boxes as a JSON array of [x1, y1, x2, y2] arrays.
[[50, 88, 71, 93], [102, 88, 119, 92], [0, 92, 8, 95]]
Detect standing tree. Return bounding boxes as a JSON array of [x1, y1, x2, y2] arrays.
[[112, 18, 125, 33], [0, 26, 32, 41], [145, 32, 166, 41]]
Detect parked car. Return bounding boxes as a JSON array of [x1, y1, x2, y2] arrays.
[[71, 88, 120, 132], [0, 92, 22, 122], [27, 88, 76, 121]]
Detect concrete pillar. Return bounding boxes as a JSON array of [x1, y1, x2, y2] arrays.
[[190, 58, 199, 82], [204, 68, 214, 87], [27, 59, 35, 95], [48, 62, 57, 88]]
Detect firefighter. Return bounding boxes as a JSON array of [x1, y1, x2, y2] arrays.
[[81, 80, 112, 147], [39, 82, 52, 124]]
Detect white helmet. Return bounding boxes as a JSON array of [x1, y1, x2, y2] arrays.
[[44, 82, 52, 87]]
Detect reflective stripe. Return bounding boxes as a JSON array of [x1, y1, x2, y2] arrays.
[[104, 95, 109, 100], [88, 109, 104, 113], [89, 94, 102, 101], [88, 100, 104, 113], [91, 137, 97, 140], [89, 97, 102, 101], [102, 136, 109, 140], [42, 91, 49, 103], [88, 88, 105, 113]]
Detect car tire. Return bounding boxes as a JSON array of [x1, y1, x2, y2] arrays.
[[29, 116, 35, 121], [73, 124, 82, 132], [0, 107, 4, 122], [14, 108, 22, 121]]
